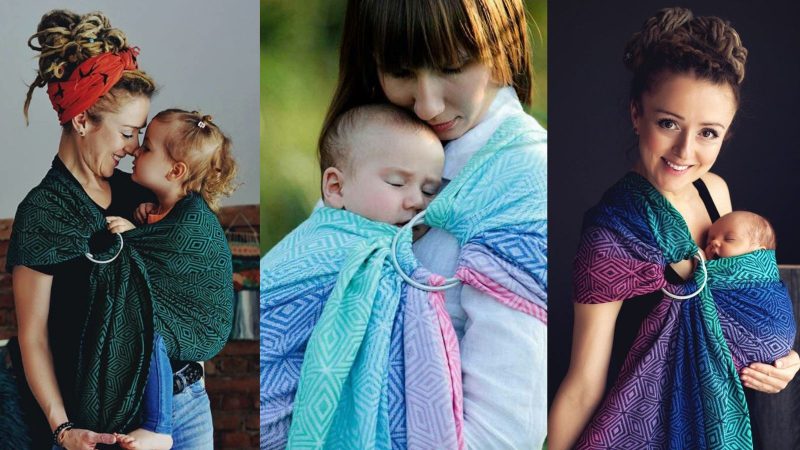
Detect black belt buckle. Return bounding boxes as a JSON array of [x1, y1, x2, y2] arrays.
[[173, 361, 204, 394]]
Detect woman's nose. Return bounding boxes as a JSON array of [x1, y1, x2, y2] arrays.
[[413, 73, 445, 121], [125, 140, 140, 155], [672, 132, 692, 159]]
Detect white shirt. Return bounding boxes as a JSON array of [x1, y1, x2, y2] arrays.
[[414, 87, 547, 449]]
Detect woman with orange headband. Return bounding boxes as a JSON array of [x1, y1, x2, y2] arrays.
[[8, 10, 219, 450]]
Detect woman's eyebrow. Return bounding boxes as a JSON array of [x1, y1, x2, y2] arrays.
[[123, 120, 148, 129], [655, 108, 683, 119]]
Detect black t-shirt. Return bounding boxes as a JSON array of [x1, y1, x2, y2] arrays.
[[12, 156, 153, 441], [606, 178, 721, 389]]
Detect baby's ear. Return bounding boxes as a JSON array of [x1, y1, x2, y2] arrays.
[[168, 161, 188, 181], [322, 167, 345, 209]]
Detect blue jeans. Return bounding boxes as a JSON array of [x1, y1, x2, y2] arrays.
[[171, 378, 214, 449], [141, 333, 172, 433]]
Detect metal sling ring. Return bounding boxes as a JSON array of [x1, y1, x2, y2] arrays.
[[390, 209, 461, 292], [84, 233, 124, 264], [660, 249, 708, 301]]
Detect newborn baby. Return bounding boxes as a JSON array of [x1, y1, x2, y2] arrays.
[[705, 211, 776, 259]]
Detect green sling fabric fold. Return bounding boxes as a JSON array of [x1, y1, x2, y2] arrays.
[[8, 166, 233, 432]]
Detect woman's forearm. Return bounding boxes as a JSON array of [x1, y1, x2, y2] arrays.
[[548, 301, 621, 450], [13, 265, 68, 431], [18, 333, 69, 430], [548, 372, 606, 450]]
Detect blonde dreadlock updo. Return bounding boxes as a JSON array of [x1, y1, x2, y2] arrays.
[[24, 9, 156, 127]]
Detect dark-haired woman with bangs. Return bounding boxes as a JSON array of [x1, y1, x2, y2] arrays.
[[324, 0, 547, 446]]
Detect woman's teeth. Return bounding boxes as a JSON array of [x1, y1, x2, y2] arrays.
[[664, 159, 689, 171]]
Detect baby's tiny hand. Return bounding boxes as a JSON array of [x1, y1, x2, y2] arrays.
[[114, 432, 139, 449], [134, 202, 157, 224], [107, 216, 136, 234]]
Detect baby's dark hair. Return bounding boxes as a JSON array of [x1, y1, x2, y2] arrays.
[[151, 109, 238, 212], [319, 103, 434, 174], [624, 7, 747, 108], [23, 9, 156, 127]]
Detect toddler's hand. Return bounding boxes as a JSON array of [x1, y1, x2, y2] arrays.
[[134, 202, 157, 224], [114, 432, 139, 449], [107, 216, 136, 234]]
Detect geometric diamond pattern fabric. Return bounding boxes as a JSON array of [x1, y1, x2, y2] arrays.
[[573, 173, 795, 449], [8, 168, 233, 433], [260, 112, 547, 449], [261, 209, 410, 450]]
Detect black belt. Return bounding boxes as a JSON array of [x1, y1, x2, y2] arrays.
[[173, 361, 204, 394]]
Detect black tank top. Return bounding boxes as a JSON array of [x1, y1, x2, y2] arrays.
[[606, 178, 720, 389]]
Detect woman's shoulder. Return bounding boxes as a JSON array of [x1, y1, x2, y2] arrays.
[[489, 112, 546, 167], [502, 111, 546, 145], [699, 172, 732, 215]]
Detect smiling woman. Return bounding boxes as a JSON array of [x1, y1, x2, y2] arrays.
[[631, 73, 737, 204], [547, 6, 800, 450], [1, 3, 259, 450]]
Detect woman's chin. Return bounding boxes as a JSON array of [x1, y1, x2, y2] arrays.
[[643, 168, 699, 195]]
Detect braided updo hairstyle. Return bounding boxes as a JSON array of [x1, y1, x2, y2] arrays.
[[151, 109, 238, 212], [624, 7, 748, 108], [23, 9, 156, 127]]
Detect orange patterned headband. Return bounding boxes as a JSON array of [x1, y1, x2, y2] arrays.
[[46, 47, 139, 125]]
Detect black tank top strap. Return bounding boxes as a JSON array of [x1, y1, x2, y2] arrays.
[[692, 178, 720, 222]]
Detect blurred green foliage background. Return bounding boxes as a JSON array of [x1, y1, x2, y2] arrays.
[[261, 0, 547, 254]]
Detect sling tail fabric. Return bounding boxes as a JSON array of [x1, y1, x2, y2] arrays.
[[261, 112, 546, 449], [573, 173, 795, 449], [8, 168, 233, 433]]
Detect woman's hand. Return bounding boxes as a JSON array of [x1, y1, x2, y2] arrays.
[[134, 202, 157, 224], [107, 216, 136, 234], [741, 350, 800, 393], [60, 427, 117, 450]]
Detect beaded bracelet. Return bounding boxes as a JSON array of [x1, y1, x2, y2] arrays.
[[53, 421, 74, 446]]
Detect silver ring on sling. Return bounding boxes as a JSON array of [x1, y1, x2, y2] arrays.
[[660, 249, 707, 300], [390, 210, 460, 292], [84, 233, 124, 264]]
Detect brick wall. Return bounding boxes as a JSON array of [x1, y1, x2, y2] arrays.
[[0, 219, 15, 340], [0, 206, 259, 449], [207, 340, 260, 448]]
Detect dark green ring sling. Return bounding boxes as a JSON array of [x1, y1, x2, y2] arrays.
[[8, 165, 233, 432]]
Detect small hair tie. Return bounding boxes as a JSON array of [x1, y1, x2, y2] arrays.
[[197, 121, 206, 128]]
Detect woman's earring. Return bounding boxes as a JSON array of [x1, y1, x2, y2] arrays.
[[79, 130, 85, 137], [633, 127, 639, 136]]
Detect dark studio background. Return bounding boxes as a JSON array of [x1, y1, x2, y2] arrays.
[[547, 0, 800, 411]]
